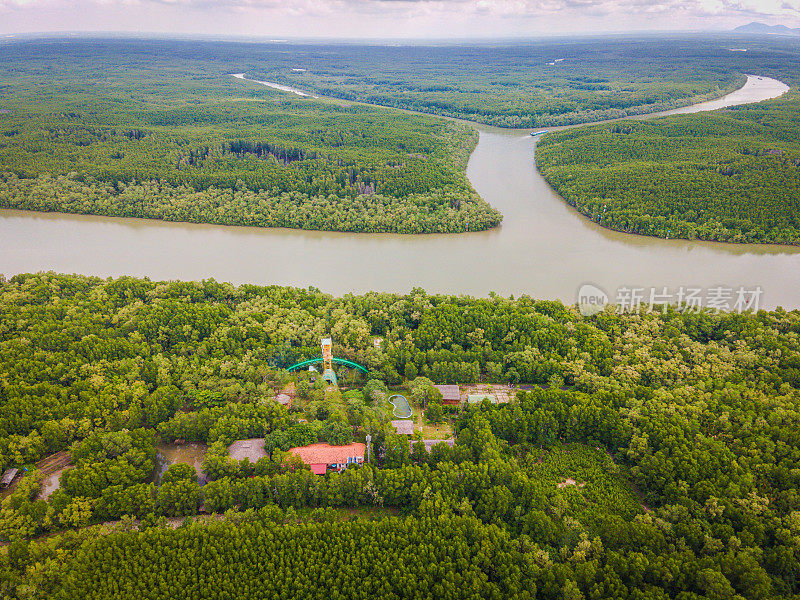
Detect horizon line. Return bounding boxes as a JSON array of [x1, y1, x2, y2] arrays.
[[0, 27, 780, 44]]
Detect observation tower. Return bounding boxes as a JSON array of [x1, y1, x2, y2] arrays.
[[321, 337, 337, 386]]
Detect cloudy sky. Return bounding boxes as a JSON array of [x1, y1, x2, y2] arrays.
[[0, 0, 798, 38]]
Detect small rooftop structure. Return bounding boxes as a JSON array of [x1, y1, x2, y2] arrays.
[[434, 385, 460, 404], [391, 420, 416, 435], [275, 393, 291, 405], [467, 394, 498, 404], [309, 464, 327, 475], [228, 438, 268, 463], [289, 442, 365, 474], [1, 468, 19, 488]]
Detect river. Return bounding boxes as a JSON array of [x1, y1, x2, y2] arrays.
[[0, 75, 797, 308], [230, 73, 318, 98]]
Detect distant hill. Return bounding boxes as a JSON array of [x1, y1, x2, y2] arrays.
[[734, 22, 800, 36]]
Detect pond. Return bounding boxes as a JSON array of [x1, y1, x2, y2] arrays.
[[155, 442, 207, 482]]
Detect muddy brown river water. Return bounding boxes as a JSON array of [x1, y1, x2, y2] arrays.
[[1, 75, 796, 308]]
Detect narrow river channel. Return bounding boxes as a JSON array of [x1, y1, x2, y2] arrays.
[[0, 75, 797, 308]]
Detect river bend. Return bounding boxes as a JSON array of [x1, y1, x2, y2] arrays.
[[0, 75, 796, 308]]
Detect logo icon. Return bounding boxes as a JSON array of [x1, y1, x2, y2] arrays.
[[577, 283, 609, 316]]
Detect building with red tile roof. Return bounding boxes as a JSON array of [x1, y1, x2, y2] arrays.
[[288, 442, 365, 474]]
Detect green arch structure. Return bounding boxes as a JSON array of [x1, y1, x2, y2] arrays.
[[286, 357, 369, 374]]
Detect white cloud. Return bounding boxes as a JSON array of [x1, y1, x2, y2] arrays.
[[0, 0, 798, 35]]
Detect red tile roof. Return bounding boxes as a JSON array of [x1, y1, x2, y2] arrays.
[[309, 463, 328, 475], [289, 442, 365, 466]]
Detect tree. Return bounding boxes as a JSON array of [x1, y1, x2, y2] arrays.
[[160, 463, 197, 485], [157, 480, 202, 517], [60, 498, 93, 529], [384, 435, 410, 469], [425, 402, 444, 425], [322, 421, 353, 446], [407, 377, 437, 409]]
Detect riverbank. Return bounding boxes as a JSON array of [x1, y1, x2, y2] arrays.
[[246, 57, 752, 130], [234, 72, 787, 136], [0, 64, 498, 236], [237, 71, 798, 247], [2, 74, 798, 308], [231, 73, 319, 98], [536, 76, 798, 246]]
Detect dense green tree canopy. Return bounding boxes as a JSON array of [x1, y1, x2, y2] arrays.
[[536, 40, 800, 245], [244, 37, 753, 128], [0, 39, 500, 234], [537, 95, 800, 244], [2, 34, 800, 599], [0, 273, 799, 598]]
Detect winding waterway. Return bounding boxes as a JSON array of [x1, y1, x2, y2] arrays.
[[230, 73, 318, 98], [0, 75, 796, 307]]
